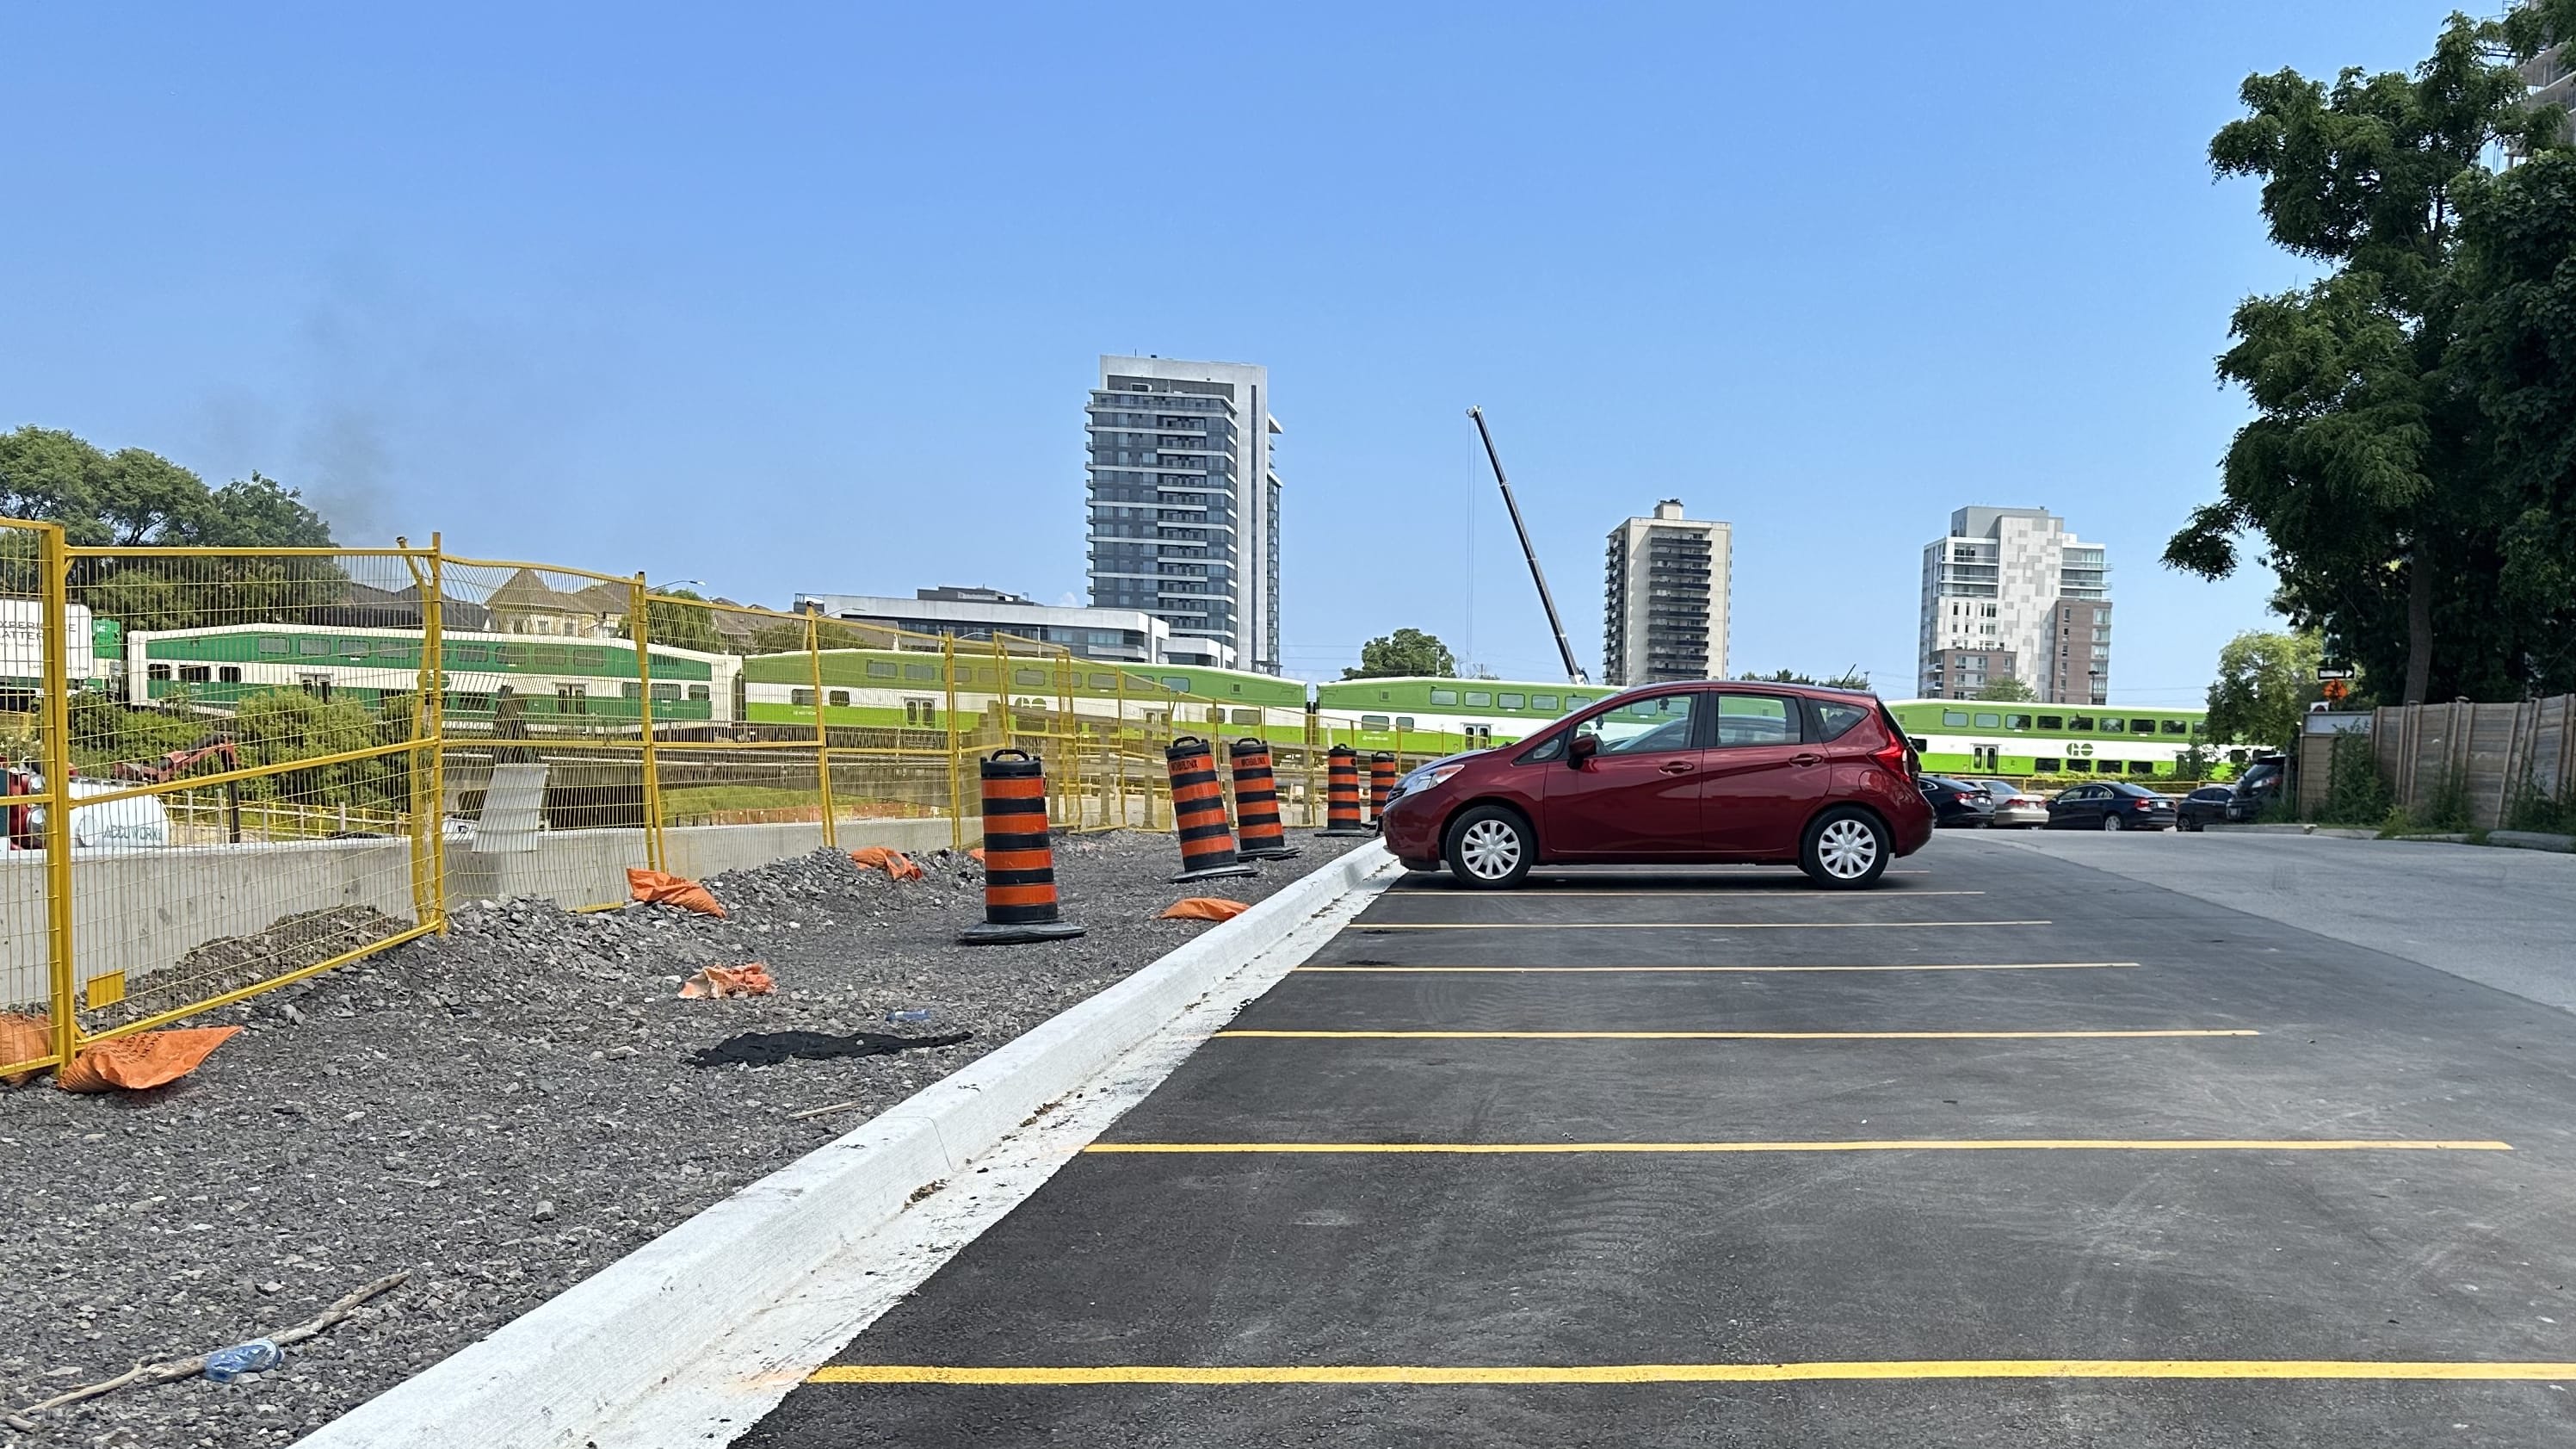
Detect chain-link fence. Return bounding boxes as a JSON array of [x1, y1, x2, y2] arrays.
[[0, 527, 1460, 1069]]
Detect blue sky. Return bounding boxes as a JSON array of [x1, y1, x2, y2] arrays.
[[2, 3, 2450, 702]]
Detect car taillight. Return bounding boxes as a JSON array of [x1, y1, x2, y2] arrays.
[[2132, 799, 2152, 810], [1873, 735, 1912, 779]]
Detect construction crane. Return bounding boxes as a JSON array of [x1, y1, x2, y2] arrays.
[[1466, 406, 1588, 685]]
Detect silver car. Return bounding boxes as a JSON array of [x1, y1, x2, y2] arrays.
[[1970, 779, 2051, 828]]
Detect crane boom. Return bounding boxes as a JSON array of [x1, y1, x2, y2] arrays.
[[1467, 406, 1587, 684]]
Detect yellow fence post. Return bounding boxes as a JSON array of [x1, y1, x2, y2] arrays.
[[40, 522, 77, 1066], [426, 536, 448, 926], [806, 611, 837, 849], [630, 573, 664, 872], [399, 536, 450, 932], [942, 635, 963, 850]]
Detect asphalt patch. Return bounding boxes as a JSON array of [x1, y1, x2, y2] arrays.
[[689, 1029, 975, 1068]]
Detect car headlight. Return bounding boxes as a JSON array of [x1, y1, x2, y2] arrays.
[[1395, 764, 1465, 799]]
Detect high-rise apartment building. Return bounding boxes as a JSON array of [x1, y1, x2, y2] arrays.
[[1918, 506, 2110, 703], [1084, 356, 1283, 674], [1602, 500, 1731, 686]]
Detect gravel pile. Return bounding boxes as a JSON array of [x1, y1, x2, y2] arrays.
[[0, 829, 1359, 1446]]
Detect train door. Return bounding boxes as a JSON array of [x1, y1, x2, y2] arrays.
[[1972, 743, 1999, 772]]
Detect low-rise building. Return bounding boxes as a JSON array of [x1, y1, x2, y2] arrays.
[[792, 586, 1234, 668]]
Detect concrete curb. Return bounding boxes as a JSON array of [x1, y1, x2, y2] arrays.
[[2490, 830, 2576, 853], [2205, 824, 2381, 839], [298, 841, 1399, 1449]]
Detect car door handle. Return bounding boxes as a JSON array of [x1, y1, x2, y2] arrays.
[[1791, 752, 1823, 767], [1658, 760, 1695, 774]]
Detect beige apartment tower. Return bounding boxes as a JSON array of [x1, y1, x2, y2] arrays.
[[1602, 500, 1731, 686]]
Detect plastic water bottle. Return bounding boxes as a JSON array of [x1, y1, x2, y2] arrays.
[[885, 1009, 935, 1025], [205, 1339, 283, 1383]]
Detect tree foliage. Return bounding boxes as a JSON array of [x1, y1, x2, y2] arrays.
[[2205, 629, 2326, 748], [1739, 667, 1873, 690], [2166, 14, 2576, 703], [1972, 677, 2037, 702], [0, 427, 333, 546], [1344, 629, 1456, 680], [620, 589, 724, 652]]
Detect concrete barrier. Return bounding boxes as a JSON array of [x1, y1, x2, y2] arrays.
[[0, 816, 977, 1011], [2489, 830, 2576, 854], [295, 842, 1398, 1449]]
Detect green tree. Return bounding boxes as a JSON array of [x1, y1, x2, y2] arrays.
[[620, 588, 724, 652], [1972, 677, 2036, 703], [2205, 629, 2325, 748], [2162, 16, 2563, 704], [0, 427, 333, 546], [1344, 629, 1456, 680], [1740, 667, 1873, 690]]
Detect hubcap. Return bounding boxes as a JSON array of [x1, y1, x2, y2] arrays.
[[1816, 818, 1879, 878], [1458, 819, 1523, 879], [2103, 814, 2124, 832]]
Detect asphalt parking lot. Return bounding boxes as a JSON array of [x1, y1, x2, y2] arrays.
[[744, 843, 2576, 1446]]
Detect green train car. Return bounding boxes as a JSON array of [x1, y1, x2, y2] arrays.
[[1884, 699, 2221, 778], [127, 624, 741, 726]]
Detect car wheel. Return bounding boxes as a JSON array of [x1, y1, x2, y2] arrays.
[[1801, 808, 1891, 889], [1443, 805, 1533, 889], [2101, 814, 2125, 832]]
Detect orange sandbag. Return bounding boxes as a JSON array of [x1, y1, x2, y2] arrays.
[[55, 1025, 242, 1093], [627, 868, 727, 917], [849, 847, 924, 882], [1160, 897, 1251, 922], [1, 1012, 52, 1087], [680, 963, 776, 999]]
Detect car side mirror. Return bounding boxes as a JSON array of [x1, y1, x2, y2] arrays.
[[1566, 733, 1599, 768]]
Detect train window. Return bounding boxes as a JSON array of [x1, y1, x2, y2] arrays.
[[1464, 691, 1492, 707], [555, 684, 587, 714], [1943, 710, 1968, 726], [178, 665, 211, 683], [219, 666, 242, 684], [578, 648, 606, 669], [499, 645, 531, 666], [2131, 718, 2157, 735], [257, 636, 290, 656], [829, 690, 851, 708], [1533, 694, 1560, 710], [621, 682, 643, 698], [1160, 676, 1190, 691], [1395, 716, 1415, 730], [2035, 757, 2061, 772], [1430, 689, 1458, 705], [337, 638, 367, 658], [2036, 715, 2064, 730], [2064, 759, 2091, 771], [297, 637, 329, 656], [2070, 715, 2096, 731], [2128, 760, 2154, 775], [1362, 715, 1391, 729], [1910, 736, 1930, 751], [1567, 697, 1591, 709], [1229, 709, 1258, 725], [904, 663, 938, 681], [1498, 693, 1525, 709], [451, 692, 491, 714], [867, 660, 897, 678], [1089, 672, 1115, 689], [2160, 720, 2188, 735], [688, 685, 710, 701], [791, 688, 816, 706], [1973, 712, 2001, 728], [2005, 714, 2032, 729], [2101, 717, 2127, 733], [1014, 669, 1047, 687], [652, 682, 683, 703], [147, 663, 171, 681], [451, 643, 488, 664], [2095, 759, 2122, 772]]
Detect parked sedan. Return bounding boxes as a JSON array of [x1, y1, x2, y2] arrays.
[[1918, 775, 1995, 828], [2176, 785, 2235, 832], [1968, 779, 2050, 829], [2047, 781, 2179, 831]]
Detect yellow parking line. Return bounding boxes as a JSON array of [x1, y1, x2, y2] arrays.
[[1214, 1029, 2254, 1041], [1296, 963, 2139, 974], [812, 1359, 2576, 1385], [1083, 1139, 2510, 1155], [1382, 889, 1991, 899], [1358, 920, 2052, 932]]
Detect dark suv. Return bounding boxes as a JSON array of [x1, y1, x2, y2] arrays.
[[1377, 683, 1936, 889]]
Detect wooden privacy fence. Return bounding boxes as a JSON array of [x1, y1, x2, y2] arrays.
[[2370, 695, 2576, 830]]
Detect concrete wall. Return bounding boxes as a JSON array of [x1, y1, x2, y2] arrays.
[[0, 815, 978, 1012]]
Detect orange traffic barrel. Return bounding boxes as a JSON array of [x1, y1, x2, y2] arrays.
[[1319, 744, 1368, 835], [1368, 752, 1399, 829], [1228, 738, 1300, 861], [959, 749, 1084, 944], [1164, 735, 1257, 882]]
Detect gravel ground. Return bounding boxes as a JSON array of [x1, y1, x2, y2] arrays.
[[0, 828, 1359, 1447]]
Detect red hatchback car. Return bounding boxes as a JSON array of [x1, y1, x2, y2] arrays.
[[1378, 682, 1935, 889]]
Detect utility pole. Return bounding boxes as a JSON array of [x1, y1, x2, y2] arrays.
[[1467, 406, 1587, 684]]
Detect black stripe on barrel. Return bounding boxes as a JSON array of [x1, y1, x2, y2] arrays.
[[960, 749, 1085, 944], [1229, 737, 1300, 860], [1368, 752, 1399, 828], [1318, 743, 1368, 835], [1165, 735, 1256, 882]]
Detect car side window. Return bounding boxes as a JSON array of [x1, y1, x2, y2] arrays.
[[1713, 694, 1801, 747], [1813, 700, 1869, 740], [1572, 692, 1699, 756]]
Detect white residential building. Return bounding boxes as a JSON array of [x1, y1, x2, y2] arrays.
[[1917, 507, 2110, 704]]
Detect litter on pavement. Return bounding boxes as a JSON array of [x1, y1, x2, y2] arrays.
[[689, 1028, 973, 1069], [678, 963, 777, 999]]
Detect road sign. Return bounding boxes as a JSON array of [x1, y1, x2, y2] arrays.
[[2316, 665, 2355, 681]]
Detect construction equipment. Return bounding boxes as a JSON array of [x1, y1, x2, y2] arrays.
[[1466, 407, 1588, 685], [113, 734, 243, 843]]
